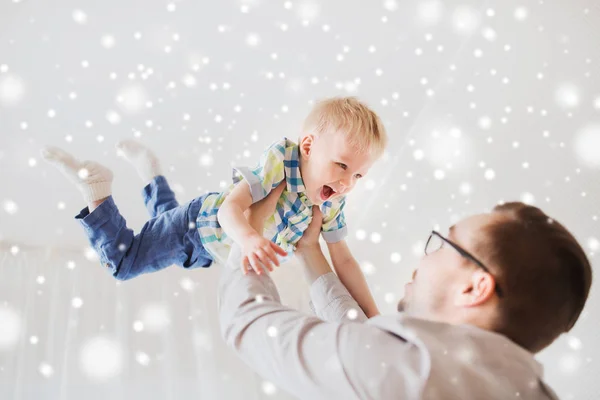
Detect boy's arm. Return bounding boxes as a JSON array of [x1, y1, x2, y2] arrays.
[[326, 240, 380, 318], [218, 181, 282, 273], [217, 181, 256, 244], [217, 139, 288, 272]]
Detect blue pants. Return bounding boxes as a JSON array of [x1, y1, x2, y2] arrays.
[[75, 176, 214, 281]]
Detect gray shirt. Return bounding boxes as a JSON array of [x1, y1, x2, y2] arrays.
[[218, 246, 560, 400]]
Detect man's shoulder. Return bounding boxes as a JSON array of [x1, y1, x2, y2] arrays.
[[364, 314, 558, 400], [367, 314, 526, 358]]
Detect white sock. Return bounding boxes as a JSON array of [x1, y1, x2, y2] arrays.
[[115, 140, 162, 185], [40, 146, 113, 203]]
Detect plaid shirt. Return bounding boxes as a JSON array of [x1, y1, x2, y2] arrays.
[[197, 138, 347, 263]]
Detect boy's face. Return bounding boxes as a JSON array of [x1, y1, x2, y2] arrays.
[[299, 130, 377, 205]]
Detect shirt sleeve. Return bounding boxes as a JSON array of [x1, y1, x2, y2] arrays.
[[232, 139, 286, 203], [218, 245, 391, 399], [320, 197, 348, 243], [308, 272, 368, 323]]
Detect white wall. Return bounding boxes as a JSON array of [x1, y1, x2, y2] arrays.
[[1, 0, 599, 398]]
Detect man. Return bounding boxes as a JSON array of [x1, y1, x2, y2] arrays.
[[218, 184, 592, 399]]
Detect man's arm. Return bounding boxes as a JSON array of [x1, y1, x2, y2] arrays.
[[218, 254, 425, 400], [327, 240, 380, 318], [218, 193, 426, 399], [218, 190, 362, 398], [295, 243, 368, 323], [219, 245, 364, 399], [294, 207, 369, 322]]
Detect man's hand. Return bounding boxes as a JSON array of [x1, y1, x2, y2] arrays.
[[242, 182, 287, 275], [294, 206, 335, 285], [296, 206, 323, 251], [247, 182, 285, 227]]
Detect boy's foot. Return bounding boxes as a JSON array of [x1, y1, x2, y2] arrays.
[[40, 146, 113, 203], [116, 139, 162, 185]]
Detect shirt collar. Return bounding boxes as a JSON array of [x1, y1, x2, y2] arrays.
[[284, 140, 307, 194]]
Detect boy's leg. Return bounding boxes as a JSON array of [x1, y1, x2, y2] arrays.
[[116, 140, 178, 217], [141, 176, 179, 218], [41, 146, 113, 212], [42, 145, 211, 281], [75, 195, 212, 281]]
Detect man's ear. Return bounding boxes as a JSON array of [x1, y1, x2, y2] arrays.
[[457, 269, 496, 307], [299, 135, 315, 159]]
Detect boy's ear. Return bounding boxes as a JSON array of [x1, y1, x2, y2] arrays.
[[299, 134, 314, 158]]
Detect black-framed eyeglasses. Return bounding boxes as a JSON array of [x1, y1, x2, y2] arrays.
[[425, 230, 503, 297]]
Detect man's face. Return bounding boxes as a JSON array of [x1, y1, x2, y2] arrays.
[[397, 213, 499, 322]]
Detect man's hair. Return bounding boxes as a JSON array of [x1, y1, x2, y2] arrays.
[[302, 97, 387, 158], [481, 202, 592, 353]]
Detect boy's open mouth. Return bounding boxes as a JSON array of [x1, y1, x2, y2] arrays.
[[320, 185, 336, 201]]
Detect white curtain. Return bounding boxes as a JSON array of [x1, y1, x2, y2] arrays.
[[1, 243, 598, 399], [0, 243, 312, 400]]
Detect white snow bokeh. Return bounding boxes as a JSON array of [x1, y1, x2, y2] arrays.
[[262, 381, 277, 396], [296, 2, 320, 23], [574, 125, 600, 168], [116, 85, 149, 114], [0, 1, 599, 399], [100, 35, 116, 49], [0, 307, 22, 350], [135, 351, 151, 366], [138, 303, 171, 333], [38, 362, 54, 378], [555, 83, 581, 110], [3, 199, 18, 215], [72, 9, 88, 24], [416, 1, 443, 26], [559, 353, 582, 375], [423, 126, 471, 169], [452, 6, 480, 35], [0, 75, 25, 106], [79, 337, 124, 381]]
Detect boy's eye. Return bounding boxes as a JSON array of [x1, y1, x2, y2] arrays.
[[337, 163, 348, 170], [355, 174, 363, 179]]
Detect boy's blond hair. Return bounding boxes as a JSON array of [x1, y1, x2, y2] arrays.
[[302, 97, 387, 158]]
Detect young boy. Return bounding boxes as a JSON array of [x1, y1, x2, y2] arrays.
[[42, 97, 387, 318]]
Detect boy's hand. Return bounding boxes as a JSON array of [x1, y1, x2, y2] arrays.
[[242, 234, 287, 275], [242, 182, 287, 275]]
